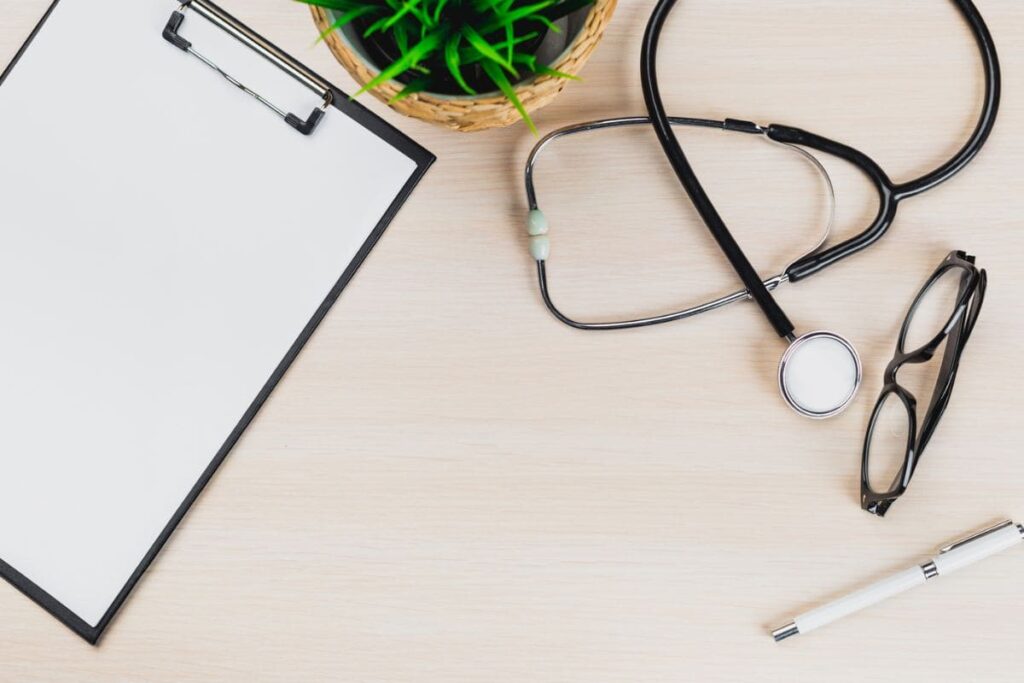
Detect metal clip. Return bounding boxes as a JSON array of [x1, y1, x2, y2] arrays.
[[939, 520, 1014, 554], [163, 0, 333, 135]]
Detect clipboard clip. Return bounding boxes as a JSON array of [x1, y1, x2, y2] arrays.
[[163, 0, 333, 135]]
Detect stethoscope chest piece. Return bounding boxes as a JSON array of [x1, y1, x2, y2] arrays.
[[778, 331, 862, 419]]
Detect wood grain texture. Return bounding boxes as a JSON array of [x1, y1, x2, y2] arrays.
[[1, 1, 1022, 680]]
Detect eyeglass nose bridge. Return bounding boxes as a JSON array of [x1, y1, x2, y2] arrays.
[[883, 354, 934, 384]]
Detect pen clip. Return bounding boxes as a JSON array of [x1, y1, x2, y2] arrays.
[[939, 520, 1014, 554]]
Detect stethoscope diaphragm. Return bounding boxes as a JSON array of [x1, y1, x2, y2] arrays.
[[778, 331, 862, 419]]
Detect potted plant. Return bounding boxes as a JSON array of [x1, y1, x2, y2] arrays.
[[301, 0, 617, 133]]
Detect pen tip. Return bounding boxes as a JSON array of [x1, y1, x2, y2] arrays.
[[772, 623, 799, 642]]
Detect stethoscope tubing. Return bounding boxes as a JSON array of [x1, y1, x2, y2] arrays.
[[525, 115, 727, 210], [536, 259, 788, 331], [640, 0, 796, 340], [525, 117, 833, 331], [639, 0, 999, 310], [750, 0, 1000, 283], [525, 0, 1000, 334], [889, 0, 1001, 202]]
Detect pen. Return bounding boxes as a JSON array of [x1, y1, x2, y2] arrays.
[[772, 520, 1024, 642]]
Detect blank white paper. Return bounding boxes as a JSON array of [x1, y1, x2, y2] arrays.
[[0, 0, 418, 627]]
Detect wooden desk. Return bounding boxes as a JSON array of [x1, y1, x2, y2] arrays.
[[1, 1, 1022, 680]]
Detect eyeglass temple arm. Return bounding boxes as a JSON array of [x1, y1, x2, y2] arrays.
[[915, 267, 986, 463]]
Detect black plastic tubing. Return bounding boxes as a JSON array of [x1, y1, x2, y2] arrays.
[[639, 0, 1001, 320]]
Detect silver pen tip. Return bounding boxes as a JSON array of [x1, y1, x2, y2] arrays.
[[772, 622, 799, 642]]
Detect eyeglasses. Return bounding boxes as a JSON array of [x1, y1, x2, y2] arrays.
[[861, 250, 987, 517]]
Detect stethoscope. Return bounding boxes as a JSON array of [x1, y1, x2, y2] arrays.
[[524, 0, 1000, 418]]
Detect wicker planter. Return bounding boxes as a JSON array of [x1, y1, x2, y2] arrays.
[[310, 0, 617, 132]]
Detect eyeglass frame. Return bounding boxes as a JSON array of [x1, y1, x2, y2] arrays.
[[860, 250, 987, 517]]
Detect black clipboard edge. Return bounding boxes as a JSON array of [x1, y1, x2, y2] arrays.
[[0, 0, 435, 645], [0, 0, 60, 86]]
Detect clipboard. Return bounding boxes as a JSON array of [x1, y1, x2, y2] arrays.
[[0, 0, 434, 643]]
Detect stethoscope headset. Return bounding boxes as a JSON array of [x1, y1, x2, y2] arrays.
[[524, 0, 1000, 418]]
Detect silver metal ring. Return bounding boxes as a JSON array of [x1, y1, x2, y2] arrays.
[[778, 331, 862, 419]]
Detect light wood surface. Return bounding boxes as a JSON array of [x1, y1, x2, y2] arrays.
[[1, 1, 1022, 680]]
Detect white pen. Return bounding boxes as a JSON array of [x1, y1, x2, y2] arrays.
[[772, 520, 1024, 642]]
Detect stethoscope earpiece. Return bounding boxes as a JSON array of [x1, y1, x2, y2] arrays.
[[778, 331, 862, 419]]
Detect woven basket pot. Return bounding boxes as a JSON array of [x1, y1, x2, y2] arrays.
[[310, 0, 617, 132]]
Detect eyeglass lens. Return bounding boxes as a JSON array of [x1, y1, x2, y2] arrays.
[[865, 261, 977, 500], [865, 392, 912, 494], [900, 266, 971, 354]]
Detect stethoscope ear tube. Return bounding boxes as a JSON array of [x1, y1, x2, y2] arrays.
[[639, 0, 795, 341], [522, 117, 838, 333]]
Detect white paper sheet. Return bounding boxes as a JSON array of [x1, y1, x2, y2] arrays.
[[0, 0, 418, 629]]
